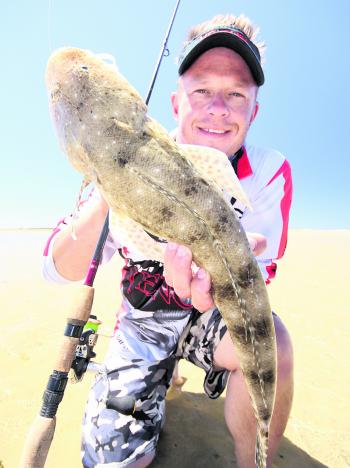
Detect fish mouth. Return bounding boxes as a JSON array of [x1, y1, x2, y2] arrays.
[[49, 84, 62, 103]]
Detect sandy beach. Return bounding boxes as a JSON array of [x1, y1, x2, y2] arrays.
[[0, 229, 349, 467]]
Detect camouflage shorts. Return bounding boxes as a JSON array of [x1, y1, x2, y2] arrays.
[[81, 308, 228, 467]]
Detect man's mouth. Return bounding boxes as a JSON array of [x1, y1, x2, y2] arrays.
[[198, 127, 229, 135]]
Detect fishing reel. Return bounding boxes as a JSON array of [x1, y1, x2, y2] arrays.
[[69, 315, 137, 415], [70, 314, 102, 383]]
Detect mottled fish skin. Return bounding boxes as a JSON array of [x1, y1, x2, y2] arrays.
[[46, 47, 277, 468], [108, 142, 251, 264]]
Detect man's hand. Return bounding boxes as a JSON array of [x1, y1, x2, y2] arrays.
[[163, 233, 266, 313], [164, 243, 214, 312]]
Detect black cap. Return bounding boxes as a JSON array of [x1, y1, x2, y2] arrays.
[[178, 26, 264, 86]]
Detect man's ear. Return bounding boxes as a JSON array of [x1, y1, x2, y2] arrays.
[[171, 91, 179, 120], [250, 101, 259, 125]]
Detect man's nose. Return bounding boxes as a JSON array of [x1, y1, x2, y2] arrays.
[[207, 93, 229, 117]]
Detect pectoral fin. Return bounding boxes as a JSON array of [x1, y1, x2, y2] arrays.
[[179, 144, 252, 211], [109, 211, 166, 262]]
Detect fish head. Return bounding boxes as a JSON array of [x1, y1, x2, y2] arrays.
[[45, 47, 147, 177]]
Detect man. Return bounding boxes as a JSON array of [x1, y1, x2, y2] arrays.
[[44, 14, 293, 468]]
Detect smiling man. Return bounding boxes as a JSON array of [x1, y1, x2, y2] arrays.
[[43, 14, 293, 468], [164, 16, 294, 468], [172, 48, 259, 156]]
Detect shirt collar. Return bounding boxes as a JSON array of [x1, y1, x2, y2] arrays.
[[229, 146, 253, 180]]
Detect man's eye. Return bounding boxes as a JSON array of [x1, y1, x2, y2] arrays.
[[229, 92, 244, 98], [194, 89, 208, 94]]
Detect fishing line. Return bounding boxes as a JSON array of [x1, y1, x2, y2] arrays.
[[47, 0, 54, 54]]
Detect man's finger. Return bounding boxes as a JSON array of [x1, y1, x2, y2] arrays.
[[164, 243, 193, 298], [191, 268, 215, 312], [172, 245, 193, 298], [163, 242, 178, 287]]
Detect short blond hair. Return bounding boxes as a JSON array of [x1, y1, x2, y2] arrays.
[[183, 14, 266, 64]]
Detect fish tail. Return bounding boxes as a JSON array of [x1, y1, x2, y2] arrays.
[[255, 424, 269, 468]]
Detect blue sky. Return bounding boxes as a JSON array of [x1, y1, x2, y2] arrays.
[[1, 0, 349, 229]]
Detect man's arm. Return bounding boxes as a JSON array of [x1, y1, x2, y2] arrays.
[[43, 189, 116, 283], [241, 157, 292, 283], [52, 196, 109, 281]]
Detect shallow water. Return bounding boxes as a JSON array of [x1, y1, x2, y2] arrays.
[[0, 229, 51, 283]]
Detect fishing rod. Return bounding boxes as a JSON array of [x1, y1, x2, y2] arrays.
[[80, 0, 181, 294], [145, 0, 181, 105], [72, 0, 182, 401], [19, 2, 181, 467]]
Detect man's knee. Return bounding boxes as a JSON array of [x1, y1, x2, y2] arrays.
[[213, 314, 294, 376], [213, 330, 240, 371], [274, 315, 294, 382]]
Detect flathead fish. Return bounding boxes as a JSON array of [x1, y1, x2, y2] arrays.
[[46, 47, 277, 468]]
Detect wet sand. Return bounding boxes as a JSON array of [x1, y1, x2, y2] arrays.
[[0, 229, 349, 467]]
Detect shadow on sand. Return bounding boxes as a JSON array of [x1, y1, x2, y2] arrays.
[[150, 391, 328, 468]]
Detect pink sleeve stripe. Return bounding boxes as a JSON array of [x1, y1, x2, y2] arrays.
[[43, 188, 96, 257], [237, 146, 253, 180], [43, 228, 60, 256], [265, 262, 277, 285], [267, 160, 293, 259], [43, 217, 67, 256]]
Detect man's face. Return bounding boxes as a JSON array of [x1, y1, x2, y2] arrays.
[[171, 47, 259, 156]]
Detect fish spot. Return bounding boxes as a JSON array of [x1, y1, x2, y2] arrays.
[[160, 206, 174, 221], [259, 407, 271, 422], [215, 282, 234, 299], [254, 318, 272, 339], [114, 156, 128, 168], [184, 185, 198, 196], [232, 324, 249, 341], [232, 318, 271, 346], [214, 213, 230, 233], [237, 264, 258, 289], [249, 369, 275, 386]]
